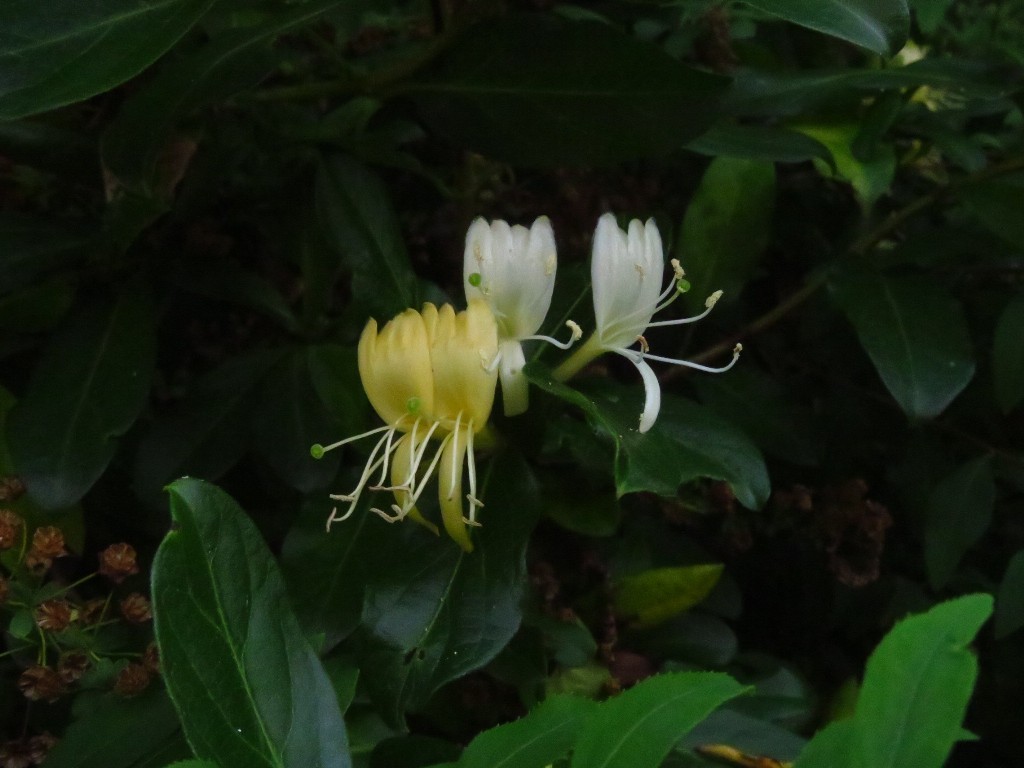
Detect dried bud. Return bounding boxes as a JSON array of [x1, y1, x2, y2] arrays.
[[79, 598, 108, 625], [17, 666, 65, 703], [119, 593, 152, 624], [98, 543, 139, 584], [30, 526, 67, 559], [142, 642, 160, 674], [24, 552, 53, 576], [0, 738, 33, 768], [26, 732, 57, 764], [34, 599, 73, 632], [0, 508, 23, 550], [113, 663, 152, 698], [0, 475, 26, 502], [0, 575, 8, 604], [57, 651, 91, 684]]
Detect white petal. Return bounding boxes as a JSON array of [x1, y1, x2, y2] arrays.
[[630, 353, 662, 433], [498, 340, 530, 416], [463, 217, 491, 303]]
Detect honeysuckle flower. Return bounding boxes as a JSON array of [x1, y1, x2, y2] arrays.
[[464, 216, 582, 416], [554, 213, 741, 433], [312, 299, 499, 552]]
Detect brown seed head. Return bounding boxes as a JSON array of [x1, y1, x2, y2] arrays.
[[17, 666, 65, 703], [142, 642, 161, 674], [30, 526, 67, 559], [119, 593, 152, 624], [0, 738, 33, 768], [113, 663, 152, 698], [0, 575, 8, 604], [98, 543, 139, 584], [0, 508, 23, 550], [34, 599, 73, 632], [26, 732, 58, 764], [57, 651, 91, 684], [0, 475, 26, 502], [24, 552, 53, 576], [79, 598, 108, 625]]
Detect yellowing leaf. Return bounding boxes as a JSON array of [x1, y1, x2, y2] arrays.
[[613, 565, 724, 628]]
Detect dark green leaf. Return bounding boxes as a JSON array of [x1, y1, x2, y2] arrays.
[[678, 156, 775, 312], [739, 0, 909, 55], [0, 0, 216, 119], [829, 271, 975, 419], [924, 456, 995, 590], [152, 478, 350, 768], [0, 213, 91, 297], [41, 688, 190, 768], [526, 366, 770, 509], [7, 284, 155, 508], [404, 15, 727, 166], [960, 173, 1024, 249], [686, 124, 834, 167], [911, 0, 954, 34], [613, 565, 724, 629], [306, 344, 368, 436], [315, 154, 418, 319], [796, 121, 895, 211], [134, 350, 283, 502], [0, 276, 75, 333], [570, 672, 748, 768], [995, 549, 1024, 638], [457, 695, 597, 768], [795, 720, 856, 768], [993, 295, 1024, 413], [162, 762, 220, 768], [371, 736, 462, 768], [357, 451, 541, 724], [101, 0, 353, 190], [253, 350, 341, 493]]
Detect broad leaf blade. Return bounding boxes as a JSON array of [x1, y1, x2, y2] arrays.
[[613, 565, 724, 629], [570, 672, 748, 768], [0, 0, 216, 119], [152, 478, 350, 768], [924, 456, 995, 590], [995, 550, 1024, 639], [739, 0, 910, 55], [992, 295, 1024, 412], [829, 271, 975, 419], [405, 15, 727, 166], [7, 284, 155, 508]]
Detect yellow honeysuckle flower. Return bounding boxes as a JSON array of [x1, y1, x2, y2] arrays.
[[312, 299, 498, 552]]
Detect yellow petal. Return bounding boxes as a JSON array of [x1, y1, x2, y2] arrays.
[[358, 309, 434, 427], [428, 300, 499, 429], [438, 429, 473, 552], [390, 433, 438, 535]]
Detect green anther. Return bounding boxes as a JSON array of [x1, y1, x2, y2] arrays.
[[310, 443, 325, 460], [677, 278, 691, 293], [407, 396, 421, 414], [468, 272, 482, 287]]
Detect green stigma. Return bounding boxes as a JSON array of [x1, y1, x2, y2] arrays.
[[468, 272, 482, 287], [310, 443, 325, 460], [406, 396, 421, 414], [676, 278, 691, 294]]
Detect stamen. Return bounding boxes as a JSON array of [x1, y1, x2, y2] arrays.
[[634, 263, 645, 279], [465, 423, 479, 524], [670, 258, 684, 281], [311, 424, 392, 457], [645, 296, 720, 327], [522, 319, 584, 350], [447, 413, 463, 500], [637, 335, 650, 354], [544, 253, 556, 276], [640, 343, 742, 373]]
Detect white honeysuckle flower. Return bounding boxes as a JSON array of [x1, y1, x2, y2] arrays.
[[464, 215, 581, 416], [555, 213, 741, 434]]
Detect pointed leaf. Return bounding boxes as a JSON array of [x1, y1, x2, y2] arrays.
[[993, 295, 1024, 412], [739, 0, 909, 55], [7, 284, 155, 507], [924, 456, 995, 590], [152, 478, 350, 768], [829, 271, 975, 419], [995, 549, 1024, 639], [570, 672, 748, 768], [613, 565, 724, 629]]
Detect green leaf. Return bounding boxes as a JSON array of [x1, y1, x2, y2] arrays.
[[356, 451, 541, 724], [995, 549, 1024, 639], [678, 156, 775, 312], [101, 0, 354, 191], [306, 344, 367, 436], [162, 762, 220, 768], [315, 154, 418, 319], [570, 672, 748, 768], [613, 565, 724, 629], [525, 366, 770, 510], [829, 271, 975, 419], [911, 0, 954, 34], [152, 478, 350, 768], [739, 0, 909, 55], [924, 456, 995, 590], [41, 688, 190, 768], [134, 350, 283, 502], [960, 173, 1024, 250], [0, 0, 217, 119], [795, 720, 856, 768], [686, 124, 834, 168], [253, 349, 341, 493], [0, 213, 90, 297], [371, 736, 462, 768], [7, 284, 155, 508], [404, 15, 727, 166], [457, 695, 597, 768], [993, 295, 1024, 412], [794, 121, 895, 211]]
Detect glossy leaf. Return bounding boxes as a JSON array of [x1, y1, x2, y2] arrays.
[[829, 271, 975, 419], [993, 294, 1024, 412], [404, 15, 727, 166], [739, 0, 909, 55], [0, 0, 216, 119], [456, 695, 597, 768], [134, 351, 283, 503], [152, 478, 350, 768], [613, 565, 724, 629], [960, 174, 1024, 249], [357, 451, 541, 724], [678, 156, 775, 311], [570, 672, 748, 768], [687, 124, 834, 167], [253, 350, 341, 492], [7, 284, 155, 508], [0, 213, 90, 296], [995, 549, 1024, 639], [315, 154, 418, 319], [795, 121, 895, 211], [924, 456, 995, 590]]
